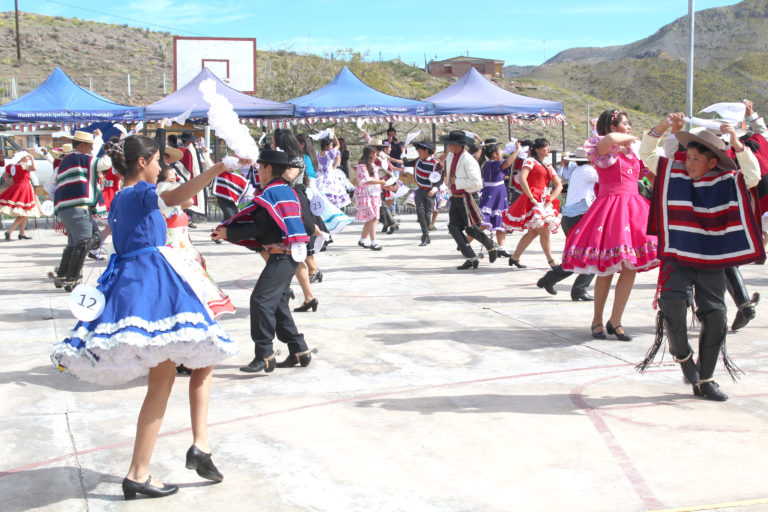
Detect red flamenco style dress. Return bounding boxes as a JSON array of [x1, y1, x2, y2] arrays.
[[502, 157, 560, 233], [561, 136, 659, 275], [101, 166, 121, 211], [0, 164, 43, 217]]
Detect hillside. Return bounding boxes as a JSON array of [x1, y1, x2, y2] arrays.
[[0, 11, 662, 152], [544, 0, 768, 67], [506, 0, 768, 116]]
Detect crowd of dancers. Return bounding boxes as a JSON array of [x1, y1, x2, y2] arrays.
[[2, 100, 766, 499]]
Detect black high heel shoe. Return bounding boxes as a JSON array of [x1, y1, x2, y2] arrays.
[[606, 321, 632, 341], [4, 231, 10, 241], [508, 257, 527, 268], [591, 323, 606, 339], [294, 298, 318, 312], [122, 475, 179, 500], [309, 271, 323, 283], [17, 233, 31, 240], [185, 445, 223, 482]]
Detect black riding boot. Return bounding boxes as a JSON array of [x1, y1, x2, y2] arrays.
[[55, 246, 75, 278], [380, 205, 394, 233], [64, 240, 91, 284], [658, 298, 698, 384], [417, 211, 430, 246], [725, 266, 758, 331], [695, 309, 729, 401]]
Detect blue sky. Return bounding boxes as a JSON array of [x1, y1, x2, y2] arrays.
[[18, 0, 741, 66]]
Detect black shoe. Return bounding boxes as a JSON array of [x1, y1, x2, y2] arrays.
[[694, 381, 728, 401], [731, 306, 756, 331], [309, 271, 323, 283], [591, 323, 606, 339], [17, 233, 31, 240], [488, 248, 498, 264], [175, 365, 192, 375], [537, 276, 557, 295], [358, 240, 370, 248], [497, 248, 510, 258], [508, 257, 527, 268], [185, 445, 223, 482], [294, 298, 318, 312], [122, 475, 179, 500], [571, 293, 594, 302], [188, 222, 198, 229], [606, 321, 632, 341], [370, 243, 383, 251], [240, 355, 276, 373], [457, 259, 478, 270], [214, 239, 222, 244], [387, 226, 396, 234], [276, 351, 312, 368], [419, 234, 431, 246], [4, 231, 10, 241]]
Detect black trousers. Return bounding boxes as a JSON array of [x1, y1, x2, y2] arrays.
[[219, 199, 239, 222], [658, 260, 727, 380], [414, 188, 435, 236], [250, 254, 308, 359], [448, 194, 494, 259], [541, 213, 594, 296]]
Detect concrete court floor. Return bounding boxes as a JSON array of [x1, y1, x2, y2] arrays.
[[0, 215, 767, 512]]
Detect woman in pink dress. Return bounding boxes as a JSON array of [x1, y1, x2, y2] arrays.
[[561, 109, 659, 341], [354, 146, 395, 251], [1, 152, 42, 240], [502, 138, 562, 268]]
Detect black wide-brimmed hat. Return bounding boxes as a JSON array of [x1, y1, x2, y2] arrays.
[[483, 138, 498, 146], [439, 130, 474, 146], [413, 140, 433, 151], [675, 130, 736, 171], [180, 131, 195, 143], [257, 149, 293, 166]]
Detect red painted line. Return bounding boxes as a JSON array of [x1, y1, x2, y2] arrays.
[[0, 362, 629, 478], [570, 380, 665, 510]]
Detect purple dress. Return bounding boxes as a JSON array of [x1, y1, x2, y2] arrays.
[[479, 160, 509, 231], [317, 148, 351, 208]]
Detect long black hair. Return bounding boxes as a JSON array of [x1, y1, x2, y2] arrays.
[[530, 138, 550, 165], [596, 109, 628, 136]]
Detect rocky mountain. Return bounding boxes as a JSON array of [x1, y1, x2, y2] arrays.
[[504, 0, 768, 115], [544, 0, 768, 67]]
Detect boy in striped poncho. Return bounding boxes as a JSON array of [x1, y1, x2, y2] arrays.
[[638, 113, 765, 401], [638, 112, 764, 401]]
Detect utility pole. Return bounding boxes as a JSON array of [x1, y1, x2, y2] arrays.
[[686, 0, 695, 128], [15, 0, 22, 63]]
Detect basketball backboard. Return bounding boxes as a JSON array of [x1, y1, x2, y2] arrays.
[[174, 36, 257, 93]]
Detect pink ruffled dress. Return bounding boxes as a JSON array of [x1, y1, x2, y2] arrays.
[[561, 136, 659, 276]]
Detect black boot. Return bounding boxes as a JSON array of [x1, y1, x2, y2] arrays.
[[55, 240, 90, 290], [51, 246, 75, 286], [697, 309, 728, 383], [694, 380, 728, 401], [417, 211, 431, 246], [658, 298, 697, 382], [725, 266, 758, 331], [276, 350, 313, 368]]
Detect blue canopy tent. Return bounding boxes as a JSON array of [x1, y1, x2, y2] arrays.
[[424, 67, 564, 116], [145, 68, 294, 120], [424, 67, 566, 149], [0, 66, 143, 124], [288, 66, 434, 118]]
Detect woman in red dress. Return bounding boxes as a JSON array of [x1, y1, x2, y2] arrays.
[[502, 138, 563, 268], [1, 152, 42, 240]]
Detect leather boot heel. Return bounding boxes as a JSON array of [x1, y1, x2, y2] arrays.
[[294, 298, 319, 312]]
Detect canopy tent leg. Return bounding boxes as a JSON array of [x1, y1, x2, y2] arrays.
[[507, 117, 512, 141], [431, 123, 436, 147], [561, 120, 566, 153]]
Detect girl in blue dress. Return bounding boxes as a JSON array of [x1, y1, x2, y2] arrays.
[[51, 135, 241, 500]]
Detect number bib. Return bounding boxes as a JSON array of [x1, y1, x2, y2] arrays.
[[69, 284, 106, 322]]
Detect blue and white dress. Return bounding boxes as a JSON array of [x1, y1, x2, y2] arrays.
[[51, 181, 238, 385]]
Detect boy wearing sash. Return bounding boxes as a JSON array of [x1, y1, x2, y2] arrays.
[[638, 113, 763, 401]]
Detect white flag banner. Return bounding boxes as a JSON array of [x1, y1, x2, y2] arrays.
[[699, 102, 746, 124], [685, 116, 726, 131], [169, 104, 196, 126], [404, 130, 421, 146]]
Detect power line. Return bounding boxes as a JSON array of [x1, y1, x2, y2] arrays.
[[39, 0, 211, 37]]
